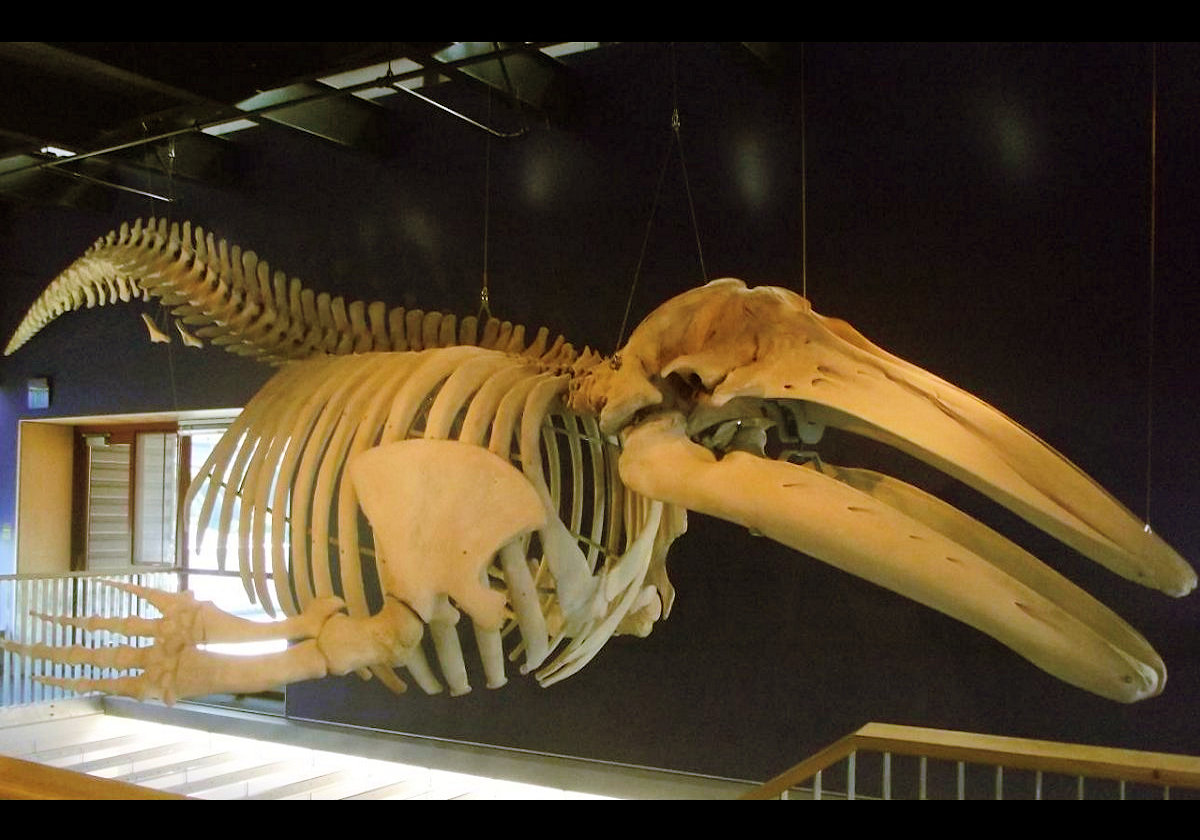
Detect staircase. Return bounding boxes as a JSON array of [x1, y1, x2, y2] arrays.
[[0, 697, 753, 799]]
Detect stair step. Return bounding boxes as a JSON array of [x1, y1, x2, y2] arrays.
[[0, 699, 619, 799]]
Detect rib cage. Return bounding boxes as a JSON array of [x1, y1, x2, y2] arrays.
[[187, 346, 678, 694], [6, 216, 681, 695]]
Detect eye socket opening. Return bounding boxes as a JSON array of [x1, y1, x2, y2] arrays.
[[661, 370, 707, 401], [662, 365, 731, 398]]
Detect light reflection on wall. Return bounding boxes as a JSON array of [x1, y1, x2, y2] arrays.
[[733, 132, 770, 210], [990, 101, 1037, 183]]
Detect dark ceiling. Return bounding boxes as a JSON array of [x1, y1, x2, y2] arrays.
[[0, 42, 787, 213], [0, 42, 590, 209]]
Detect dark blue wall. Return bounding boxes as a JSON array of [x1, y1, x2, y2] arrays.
[[2, 43, 1198, 781]]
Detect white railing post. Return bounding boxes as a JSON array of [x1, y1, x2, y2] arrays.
[[0, 568, 183, 707], [748, 722, 1200, 801]]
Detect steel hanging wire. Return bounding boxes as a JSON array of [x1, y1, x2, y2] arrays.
[[148, 130, 181, 412], [615, 125, 674, 352], [674, 104, 708, 284], [1143, 43, 1160, 532], [800, 42, 809, 301], [478, 44, 523, 321], [616, 43, 709, 352], [480, 115, 494, 320]]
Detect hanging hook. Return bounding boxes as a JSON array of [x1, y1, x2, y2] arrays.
[[478, 277, 493, 321], [478, 85, 496, 322], [616, 47, 710, 351]]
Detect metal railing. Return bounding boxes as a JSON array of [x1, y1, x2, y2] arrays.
[[743, 722, 1200, 800], [8, 570, 1200, 800], [0, 568, 179, 707]]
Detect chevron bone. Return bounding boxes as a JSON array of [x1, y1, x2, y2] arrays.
[[3, 222, 1196, 705]]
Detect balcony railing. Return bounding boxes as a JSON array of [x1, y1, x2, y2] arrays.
[[1, 568, 180, 707], [743, 722, 1200, 800], [7, 570, 1200, 799]]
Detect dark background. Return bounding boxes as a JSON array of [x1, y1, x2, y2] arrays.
[[1, 43, 1197, 781]]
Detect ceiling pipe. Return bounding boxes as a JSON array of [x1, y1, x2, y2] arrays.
[[0, 46, 555, 186], [390, 82, 527, 139], [45, 166, 174, 203]]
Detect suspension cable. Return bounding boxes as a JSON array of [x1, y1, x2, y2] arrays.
[[615, 43, 708, 351], [1143, 43, 1159, 531]]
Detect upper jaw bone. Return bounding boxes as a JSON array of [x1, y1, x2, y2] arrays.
[[619, 413, 1166, 703], [605, 279, 1195, 599]]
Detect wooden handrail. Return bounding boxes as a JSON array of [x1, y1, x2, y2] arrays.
[[743, 722, 1200, 799], [0, 755, 187, 800]]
